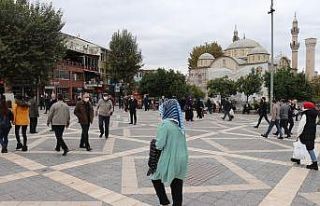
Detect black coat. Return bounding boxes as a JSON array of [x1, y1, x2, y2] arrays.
[[128, 99, 137, 111], [300, 109, 319, 150]]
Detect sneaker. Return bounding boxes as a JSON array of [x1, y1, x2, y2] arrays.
[[278, 136, 284, 139], [86, 147, 92, 151], [22, 146, 28, 152], [1, 147, 8, 153], [261, 134, 268, 138], [99, 133, 103, 138], [55, 147, 60, 152], [62, 149, 69, 156], [306, 162, 318, 170], [290, 158, 301, 165], [16, 143, 23, 150], [254, 126, 258, 128]]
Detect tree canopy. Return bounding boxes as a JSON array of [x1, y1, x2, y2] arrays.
[[0, 0, 65, 85], [187, 84, 205, 98], [138, 68, 189, 99], [188, 42, 223, 70], [108, 29, 143, 83], [236, 69, 263, 102], [264, 68, 313, 101], [207, 76, 237, 98]]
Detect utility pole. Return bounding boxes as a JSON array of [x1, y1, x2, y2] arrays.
[[268, 0, 275, 113]]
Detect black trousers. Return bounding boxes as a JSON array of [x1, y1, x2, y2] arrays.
[[152, 178, 183, 206], [80, 124, 90, 148], [29, 117, 38, 133], [129, 110, 137, 124], [288, 117, 294, 133], [52, 125, 68, 151], [222, 110, 231, 120], [99, 115, 110, 138], [275, 119, 290, 136], [15, 125, 28, 146], [256, 114, 270, 127]]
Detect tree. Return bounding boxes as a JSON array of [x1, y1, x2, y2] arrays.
[[264, 68, 313, 101], [236, 69, 263, 102], [0, 0, 65, 85], [310, 76, 320, 102], [108, 30, 143, 83], [187, 85, 205, 98], [139, 68, 189, 99], [188, 42, 223, 70], [207, 76, 236, 98]]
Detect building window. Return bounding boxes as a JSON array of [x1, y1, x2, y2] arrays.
[[54, 70, 70, 80]]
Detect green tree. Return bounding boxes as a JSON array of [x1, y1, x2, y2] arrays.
[[310, 76, 320, 102], [236, 69, 263, 102], [0, 0, 65, 85], [187, 84, 205, 98], [264, 68, 313, 101], [108, 29, 143, 83], [207, 76, 236, 98], [188, 42, 223, 70], [139, 68, 189, 99]]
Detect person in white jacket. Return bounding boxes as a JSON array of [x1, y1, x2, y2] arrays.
[[291, 102, 319, 170]]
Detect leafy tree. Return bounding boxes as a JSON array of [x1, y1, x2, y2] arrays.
[[236, 69, 263, 102], [207, 76, 236, 98], [310, 76, 320, 102], [187, 84, 205, 98], [188, 42, 223, 70], [264, 68, 313, 101], [108, 29, 143, 83], [0, 0, 65, 85], [139, 68, 189, 99]]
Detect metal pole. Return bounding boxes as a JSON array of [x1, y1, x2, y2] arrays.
[[268, 0, 275, 113]]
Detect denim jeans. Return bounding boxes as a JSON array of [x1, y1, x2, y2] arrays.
[[98, 115, 110, 138], [265, 119, 282, 137]]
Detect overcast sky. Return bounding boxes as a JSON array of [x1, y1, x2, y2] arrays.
[[38, 0, 320, 74]]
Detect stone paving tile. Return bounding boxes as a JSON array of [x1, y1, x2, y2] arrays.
[[213, 138, 286, 150], [239, 151, 293, 162], [130, 129, 157, 136], [291, 196, 318, 206], [112, 139, 148, 153], [109, 129, 124, 136], [298, 170, 320, 193], [0, 176, 95, 201], [63, 158, 123, 193], [188, 138, 221, 151], [0, 158, 28, 176]]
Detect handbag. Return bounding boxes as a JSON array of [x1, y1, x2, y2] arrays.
[[293, 139, 309, 160], [147, 139, 162, 176], [229, 108, 235, 117]]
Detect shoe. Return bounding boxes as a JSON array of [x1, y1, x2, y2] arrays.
[[16, 143, 23, 150], [285, 135, 291, 138], [254, 126, 258, 128], [1, 147, 8, 153], [99, 133, 103, 138], [62, 149, 69, 156], [273, 132, 278, 136], [55, 147, 60, 152], [22, 146, 28, 152], [291, 158, 301, 165], [134, 123, 136, 125], [105, 136, 108, 139], [306, 162, 318, 170], [79, 145, 86, 148], [129, 122, 133, 124], [261, 134, 268, 138], [278, 136, 284, 139], [86, 147, 92, 151]]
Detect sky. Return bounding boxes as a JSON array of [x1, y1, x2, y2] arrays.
[[36, 0, 320, 74]]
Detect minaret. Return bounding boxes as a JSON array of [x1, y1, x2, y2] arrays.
[[233, 25, 239, 42], [290, 13, 300, 73], [305, 38, 317, 81]]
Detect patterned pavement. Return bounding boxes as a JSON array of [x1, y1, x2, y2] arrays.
[[0, 108, 319, 206]]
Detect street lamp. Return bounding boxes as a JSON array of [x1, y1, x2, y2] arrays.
[[268, 0, 275, 112]]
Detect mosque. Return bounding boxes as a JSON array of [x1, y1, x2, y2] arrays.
[[188, 14, 317, 100]]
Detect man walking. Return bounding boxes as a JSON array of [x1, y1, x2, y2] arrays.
[[254, 97, 270, 128], [74, 93, 94, 151], [96, 93, 113, 139], [128, 95, 137, 125], [273, 100, 291, 138], [222, 99, 232, 121], [261, 100, 282, 139], [47, 94, 70, 156], [29, 93, 39, 133]]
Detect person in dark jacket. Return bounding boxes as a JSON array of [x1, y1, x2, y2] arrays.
[[29, 94, 39, 133], [222, 99, 232, 121], [74, 93, 94, 151], [206, 98, 213, 114], [128, 95, 138, 125], [0, 96, 13, 153], [291, 102, 319, 170], [288, 100, 295, 135], [44, 93, 50, 114], [144, 94, 149, 111], [195, 98, 204, 119], [254, 97, 270, 128], [184, 96, 193, 121]]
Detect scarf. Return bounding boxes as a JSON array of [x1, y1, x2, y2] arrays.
[[159, 99, 185, 133]]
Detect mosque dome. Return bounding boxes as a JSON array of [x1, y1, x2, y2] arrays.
[[226, 38, 261, 50], [248, 46, 269, 55], [198, 53, 215, 60]]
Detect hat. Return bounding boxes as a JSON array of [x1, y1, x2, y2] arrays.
[[303, 102, 315, 110]]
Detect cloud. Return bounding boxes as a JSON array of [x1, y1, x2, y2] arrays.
[[36, 0, 320, 74]]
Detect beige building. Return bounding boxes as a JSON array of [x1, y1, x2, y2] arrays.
[[305, 38, 317, 81]]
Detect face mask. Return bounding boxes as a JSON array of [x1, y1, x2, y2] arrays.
[[84, 98, 90, 102], [103, 97, 108, 100]]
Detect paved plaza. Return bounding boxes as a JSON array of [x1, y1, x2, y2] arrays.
[[0, 108, 319, 206]]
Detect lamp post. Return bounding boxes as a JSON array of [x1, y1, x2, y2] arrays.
[[268, 0, 275, 113]]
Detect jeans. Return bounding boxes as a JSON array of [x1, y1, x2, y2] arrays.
[[308, 150, 317, 162], [152, 178, 183, 206], [99, 115, 110, 138], [0, 127, 11, 147], [52, 125, 68, 151], [15, 125, 28, 146], [29, 117, 38, 133], [265, 120, 282, 137], [256, 114, 270, 127], [274, 119, 290, 136], [130, 110, 137, 124], [80, 124, 90, 148]]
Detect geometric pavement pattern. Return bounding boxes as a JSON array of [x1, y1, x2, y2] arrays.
[[0, 108, 319, 206]]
